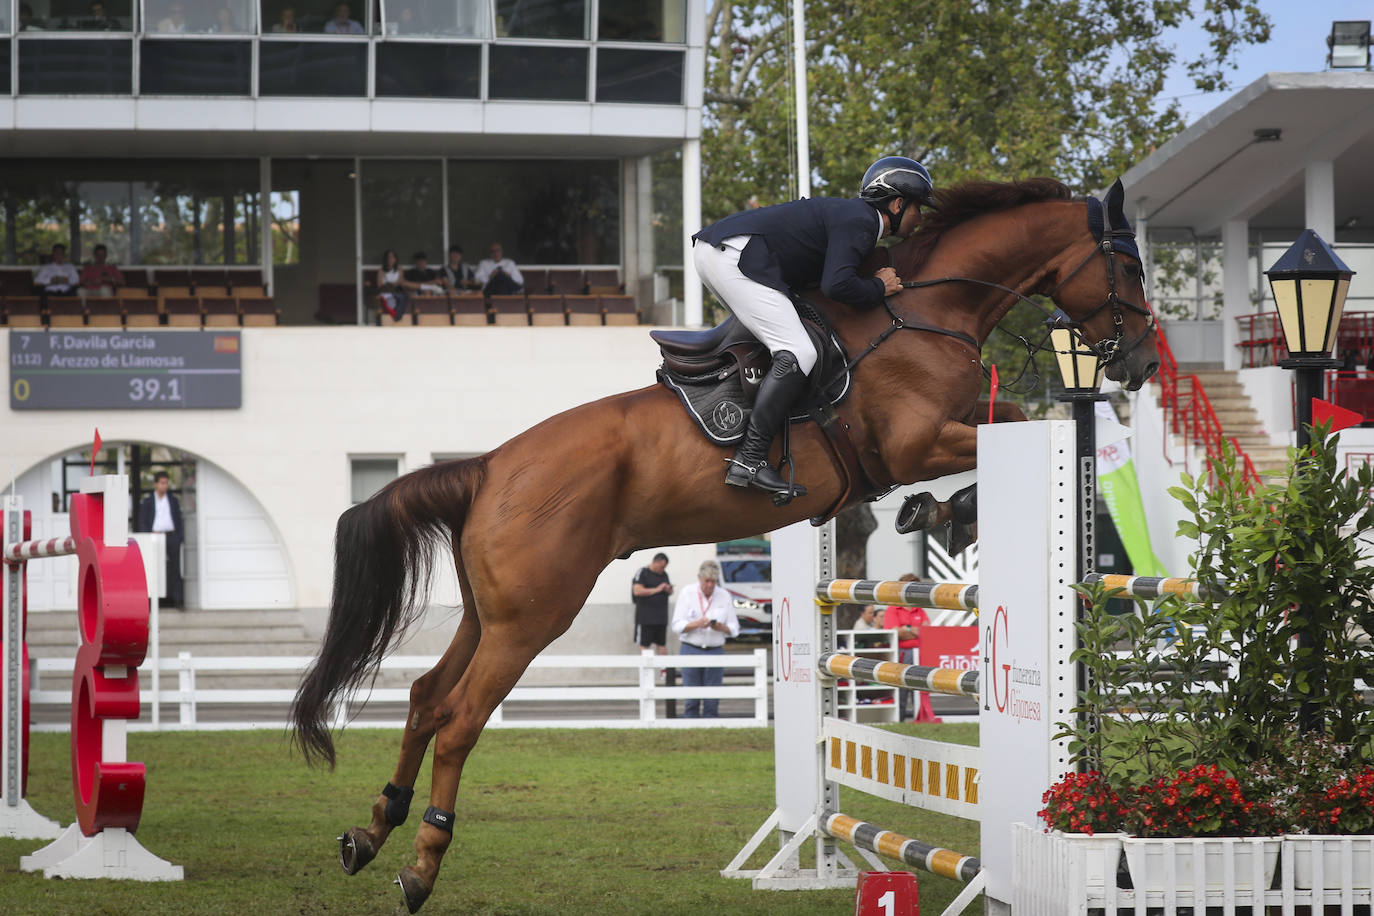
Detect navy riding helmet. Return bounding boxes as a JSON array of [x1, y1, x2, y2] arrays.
[[859, 156, 934, 207]]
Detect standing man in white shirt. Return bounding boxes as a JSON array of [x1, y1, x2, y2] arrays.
[[136, 471, 184, 609], [473, 242, 524, 296], [670, 559, 740, 718]]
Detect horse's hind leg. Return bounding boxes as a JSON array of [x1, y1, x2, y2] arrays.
[[393, 624, 554, 913], [340, 571, 483, 875]]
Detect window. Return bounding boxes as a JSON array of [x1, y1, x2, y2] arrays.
[[360, 160, 444, 267], [259, 40, 368, 95], [595, 48, 681, 104], [350, 457, 399, 504], [380, 0, 490, 37], [143, 0, 255, 33], [260, 0, 376, 34], [18, 39, 133, 94], [487, 44, 586, 100], [0, 44, 10, 94], [140, 39, 252, 93], [447, 159, 619, 265], [597, 0, 684, 42], [0, 159, 262, 266], [21, 0, 135, 32], [375, 42, 479, 97], [494, 0, 584, 39]]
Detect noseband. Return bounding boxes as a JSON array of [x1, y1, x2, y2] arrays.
[[1046, 236, 1156, 366]]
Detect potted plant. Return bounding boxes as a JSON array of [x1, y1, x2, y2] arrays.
[[1284, 766, 1374, 890], [1037, 770, 1128, 887]]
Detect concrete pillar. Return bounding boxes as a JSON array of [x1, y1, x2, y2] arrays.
[[635, 156, 654, 305], [682, 138, 702, 326], [1221, 219, 1249, 371], [1134, 203, 1153, 306], [621, 158, 639, 299], [1305, 160, 1336, 242]]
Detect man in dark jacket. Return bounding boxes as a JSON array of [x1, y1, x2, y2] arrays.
[[136, 471, 184, 608], [691, 156, 933, 502]]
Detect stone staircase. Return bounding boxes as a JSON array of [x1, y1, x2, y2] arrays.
[[1167, 367, 1290, 476]]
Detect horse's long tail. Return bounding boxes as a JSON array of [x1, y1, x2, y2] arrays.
[[291, 458, 487, 768]]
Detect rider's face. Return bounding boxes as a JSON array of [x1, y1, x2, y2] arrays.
[[897, 203, 923, 237]]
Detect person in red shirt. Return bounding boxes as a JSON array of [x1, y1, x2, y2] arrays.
[[881, 573, 941, 723], [79, 244, 124, 297]]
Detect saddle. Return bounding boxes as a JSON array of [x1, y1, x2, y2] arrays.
[[652, 297, 851, 445]]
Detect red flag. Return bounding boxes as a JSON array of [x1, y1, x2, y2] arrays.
[[1312, 399, 1364, 433], [90, 429, 102, 476], [987, 364, 999, 424]]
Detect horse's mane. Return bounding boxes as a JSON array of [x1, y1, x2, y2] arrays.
[[903, 177, 1074, 264]]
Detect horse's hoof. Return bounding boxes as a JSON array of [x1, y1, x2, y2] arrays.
[[895, 492, 938, 533], [395, 867, 433, 914], [948, 522, 977, 557], [338, 827, 377, 875]]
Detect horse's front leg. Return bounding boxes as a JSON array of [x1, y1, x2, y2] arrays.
[[893, 420, 980, 544]]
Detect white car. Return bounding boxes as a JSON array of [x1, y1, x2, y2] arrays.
[[717, 552, 771, 638]]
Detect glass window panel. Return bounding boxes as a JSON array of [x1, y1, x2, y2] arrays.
[[23, 0, 134, 31], [375, 42, 479, 98], [381, 0, 489, 36], [488, 44, 586, 101], [350, 457, 399, 503], [1, 3, 10, 31], [494, 0, 584, 39], [269, 190, 300, 264], [361, 160, 443, 268], [140, 39, 251, 93], [598, 0, 683, 42], [447, 159, 618, 266], [260, 0, 371, 34], [596, 48, 680, 104], [18, 38, 132, 93], [0, 44, 9, 92], [259, 40, 367, 95], [0, 159, 261, 266], [146, 0, 255, 33]]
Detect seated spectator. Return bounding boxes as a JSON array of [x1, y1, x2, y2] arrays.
[[81, 1, 122, 29], [79, 244, 124, 297], [19, 3, 45, 29], [851, 605, 882, 631], [271, 5, 298, 31], [156, 1, 188, 32], [35, 244, 80, 295], [401, 251, 445, 296], [323, 2, 364, 33], [442, 245, 479, 292], [209, 6, 238, 32], [374, 248, 407, 319], [475, 242, 524, 296]]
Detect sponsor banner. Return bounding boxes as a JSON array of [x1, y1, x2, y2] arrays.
[[918, 626, 978, 671]]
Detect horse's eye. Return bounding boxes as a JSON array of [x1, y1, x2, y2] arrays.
[[1123, 263, 1141, 280]]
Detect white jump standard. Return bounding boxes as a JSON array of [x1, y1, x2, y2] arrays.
[[725, 420, 1091, 915]]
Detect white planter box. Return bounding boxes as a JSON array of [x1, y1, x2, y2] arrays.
[[1054, 831, 1124, 888], [1286, 835, 1374, 890], [1122, 836, 1279, 892]]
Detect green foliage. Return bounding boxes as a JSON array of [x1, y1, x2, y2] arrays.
[[703, 0, 1272, 219], [1061, 427, 1374, 796]]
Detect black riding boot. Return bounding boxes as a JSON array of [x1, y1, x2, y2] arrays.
[[725, 350, 809, 502]]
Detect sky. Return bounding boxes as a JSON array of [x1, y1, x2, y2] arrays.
[[1164, 0, 1372, 124]]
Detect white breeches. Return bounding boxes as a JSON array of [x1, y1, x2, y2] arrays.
[[692, 236, 818, 376]]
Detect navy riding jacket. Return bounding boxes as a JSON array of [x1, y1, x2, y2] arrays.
[[693, 197, 887, 309]]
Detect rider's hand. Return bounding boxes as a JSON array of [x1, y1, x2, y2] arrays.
[[876, 267, 902, 296]]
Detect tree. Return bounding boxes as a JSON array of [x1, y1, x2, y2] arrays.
[[703, 0, 1271, 219]]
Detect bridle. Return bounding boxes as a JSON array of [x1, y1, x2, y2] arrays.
[[1044, 235, 1156, 365]]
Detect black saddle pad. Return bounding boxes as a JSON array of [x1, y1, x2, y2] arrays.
[[658, 297, 852, 445]]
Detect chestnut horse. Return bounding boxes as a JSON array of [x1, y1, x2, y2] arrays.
[[291, 177, 1159, 912]]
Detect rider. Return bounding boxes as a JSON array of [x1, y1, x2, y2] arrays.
[[691, 156, 933, 501]]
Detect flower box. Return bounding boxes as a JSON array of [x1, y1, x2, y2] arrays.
[[1285, 835, 1374, 890], [1121, 836, 1279, 892], [1053, 831, 1125, 888]]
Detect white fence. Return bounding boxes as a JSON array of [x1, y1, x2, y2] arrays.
[[29, 650, 770, 732]]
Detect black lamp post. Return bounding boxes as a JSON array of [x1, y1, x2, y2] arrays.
[[1049, 311, 1106, 582], [1265, 228, 1356, 732]]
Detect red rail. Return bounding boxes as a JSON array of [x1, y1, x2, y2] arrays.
[[1154, 324, 1262, 492], [1236, 311, 1374, 369]]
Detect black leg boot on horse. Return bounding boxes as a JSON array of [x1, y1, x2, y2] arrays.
[[724, 350, 808, 505]]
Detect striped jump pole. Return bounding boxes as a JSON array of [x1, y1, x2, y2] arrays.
[[821, 811, 982, 884], [819, 652, 980, 699], [3, 537, 76, 564], [815, 578, 979, 612], [1081, 573, 1216, 601]]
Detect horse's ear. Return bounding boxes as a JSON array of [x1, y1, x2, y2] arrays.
[[1104, 179, 1131, 232]]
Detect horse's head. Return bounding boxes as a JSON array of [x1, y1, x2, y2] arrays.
[[1046, 180, 1160, 390]]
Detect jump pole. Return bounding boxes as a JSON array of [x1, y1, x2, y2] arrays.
[[725, 420, 1084, 914]]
